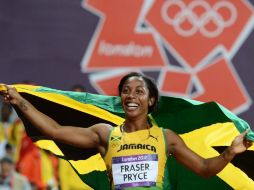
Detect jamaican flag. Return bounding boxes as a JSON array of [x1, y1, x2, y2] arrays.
[[1, 84, 254, 190]]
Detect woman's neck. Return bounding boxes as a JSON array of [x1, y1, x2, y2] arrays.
[[123, 117, 151, 133]]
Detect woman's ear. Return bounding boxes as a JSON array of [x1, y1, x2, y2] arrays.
[[149, 97, 155, 106]]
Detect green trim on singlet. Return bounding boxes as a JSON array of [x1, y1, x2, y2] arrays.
[[162, 129, 168, 156], [162, 129, 172, 190], [162, 158, 172, 190], [104, 127, 114, 159]]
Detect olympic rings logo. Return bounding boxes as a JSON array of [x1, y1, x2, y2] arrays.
[[161, 0, 237, 38]]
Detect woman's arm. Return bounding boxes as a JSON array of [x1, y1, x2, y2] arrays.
[[0, 85, 111, 155], [165, 129, 252, 178]]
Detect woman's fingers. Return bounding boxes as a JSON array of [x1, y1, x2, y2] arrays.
[[0, 84, 16, 102]]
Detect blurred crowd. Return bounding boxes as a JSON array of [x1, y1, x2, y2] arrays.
[[0, 83, 91, 190]]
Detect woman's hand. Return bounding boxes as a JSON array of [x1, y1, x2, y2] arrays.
[[229, 129, 253, 154], [0, 84, 23, 105]]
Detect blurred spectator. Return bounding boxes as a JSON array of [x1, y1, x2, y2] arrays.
[[7, 117, 26, 162], [0, 156, 32, 190], [4, 143, 14, 159], [71, 84, 86, 92], [16, 135, 59, 190], [1, 102, 12, 123], [0, 103, 13, 159]]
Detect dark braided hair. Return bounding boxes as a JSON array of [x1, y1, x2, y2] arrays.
[[118, 72, 159, 114]]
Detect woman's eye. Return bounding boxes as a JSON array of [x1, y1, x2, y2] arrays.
[[122, 89, 128, 94], [136, 90, 144, 94]]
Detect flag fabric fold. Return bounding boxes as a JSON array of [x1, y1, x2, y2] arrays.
[[1, 84, 254, 190]]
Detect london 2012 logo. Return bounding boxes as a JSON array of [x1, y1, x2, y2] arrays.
[[80, 0, 254, 114]]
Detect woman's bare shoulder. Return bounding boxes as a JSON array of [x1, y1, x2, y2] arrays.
[[163, 128, 184, 144]]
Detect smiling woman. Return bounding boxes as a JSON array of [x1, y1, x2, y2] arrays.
[[0, 72, 252, 190], [118, 72, 159, 115]]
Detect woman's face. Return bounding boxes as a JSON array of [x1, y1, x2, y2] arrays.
[[120, 76, 153, 118]]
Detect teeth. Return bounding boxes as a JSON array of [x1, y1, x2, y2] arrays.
[[127, 103, 138, 107]]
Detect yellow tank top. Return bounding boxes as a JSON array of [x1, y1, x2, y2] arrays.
[[104, 124, 167, 190]]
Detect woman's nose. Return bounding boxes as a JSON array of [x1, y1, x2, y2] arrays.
[[127, 91, 136, 98]]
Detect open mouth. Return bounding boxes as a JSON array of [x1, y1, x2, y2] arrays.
[[125, 102, 139, 110]]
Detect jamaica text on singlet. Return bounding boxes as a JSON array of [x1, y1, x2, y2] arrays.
[[117, 143, 156, 153]]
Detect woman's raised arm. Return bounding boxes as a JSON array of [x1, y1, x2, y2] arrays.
[[0, 85, 111, 155]]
